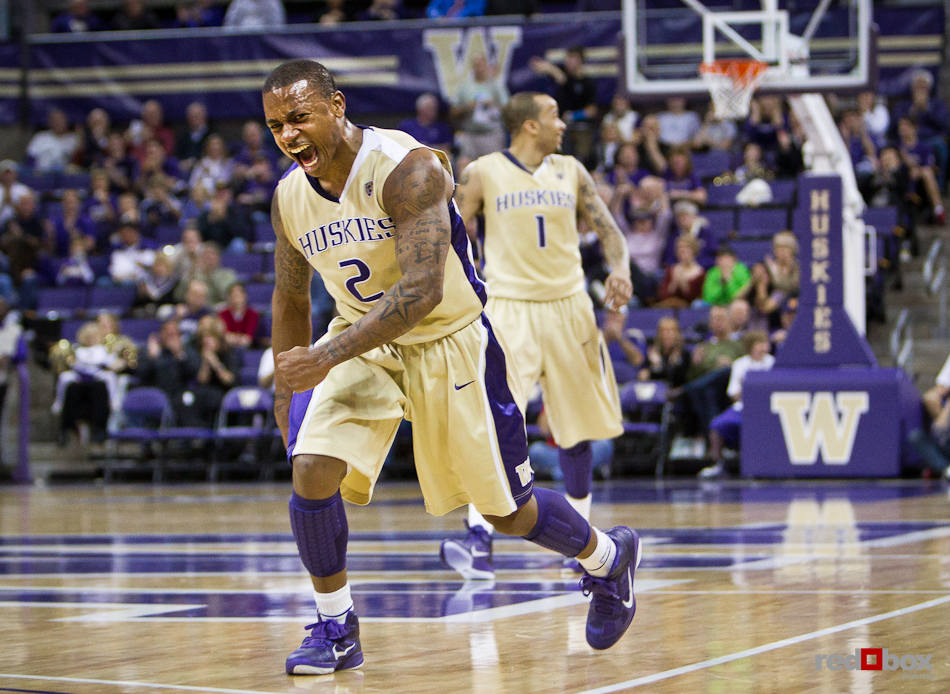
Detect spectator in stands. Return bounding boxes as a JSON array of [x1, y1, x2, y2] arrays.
[[257, 345, 274, 390], [79, 108, 112, 168], [223, 0, 286, 27], [601, 94, 638, 143], [638, 316, 690, 387], [56, 237, 95, 287], [175, 242, 236, 305], [0, 160, 31, 227], [692, 104, 737, 152], [896, 117, 945, 224], [595, 121, 623, 171], [317, 0, 349, 24], [171, 225, 203, 279], [135, 140, 185, 198], [449, 54, 508, 169], [728, 298, 750, 338], [109, 218, 156, 286], [189, 135, 234, 198], [862, 145, 914, 249], [82, 169, 118, 243], [197, 184, 250, 253], [26, 108, 81, 174], [398, 93, 454, 154], [115, 194, 142, 234], [0, 298, 22, 445], [621, 209, 664, 305], [174, 0, 224, 27], [601, 318, 644, 382], [661, 199, 717, 269], [857, 90, 889, 143], [839, 108, 879, 179], [101, 133, 137, 193], [702, 245, 751, 307], [655, 235, 705, 309], [51, 189, 96, 258], [734, 142, 773, 184], [219, 281, 259, 349], [664, 147, 706, 206], [128, 100, 176, 160], [111, 0, 161, 30], [604, 142, 649, 188], [892, 69, 948, 187], [745, 96, 787, 154], [178, 314, 237, 428], [174, 279, 212, 338], [530, 47, 598, 164], [137, 252, 178, 313], [138, 318, 199, 416], [763, 230, 799, 296], [774, 126, 804, 179], [699, 330, 774, 478], [0, 191, 49, 308], [52, 0, 104, 32], [636, 114, 668, 174], [356, 0, 403, 20], [176, 102, 211, 173], [426, 0, 485, 18], [770, 296, 797, 350], [140, 174, 184, 237], [657, 97, 701, 149]]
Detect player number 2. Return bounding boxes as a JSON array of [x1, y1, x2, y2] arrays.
[[339, 258, 384, 303], [535, 214, 546, 248]]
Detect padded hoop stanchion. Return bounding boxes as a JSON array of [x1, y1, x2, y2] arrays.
[[700, 59, 768, 120]]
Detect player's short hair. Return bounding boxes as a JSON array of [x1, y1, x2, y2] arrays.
[[502, 92, 545, 136], [263, 59, 337, 100]]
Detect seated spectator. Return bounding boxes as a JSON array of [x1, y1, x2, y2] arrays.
[[175, 102, 211, 174], [635, 114, 668, 174], [137, 318, 200, 418], [198, 185, 251, 253], [56, 237, 95, 286], [701, 245, 751, 307], [0, 192, 50, 310], [257, 345, 274, 390], [101, 133, 137, 193], [219, 281, 259, 349], [51, 0, 104, 32], [137, 252, 178, 313], [775, 125, 804, 179], [115, 193, 142, 235], [427, 0, 485, 18], [734, 142, 773, 183], [638, 316, 690, 387], [179, 242, 238, 305], [180, 314, 237, 427], [595, 121, 624, 172], [664, 146, 707, 206], [601, 311, 644, 377], [692, 104, 737, 152], [171, 225, 204, 279], [728, 297, 750, 338], [839, 108, 878, 179], [51, 189, 96, 257], [136, 140, 185, 195], [174, 279, 212, 338], [174, 0, 225, 27], [657, 97, 701, 149], [112, 0, 161, 30], [223, 0, 286, 28], [601, 93, 638, 143], [891, 69, 948, 189], [398, 93, 454, 154], [763, 230, 799, 297], [127, 100, 176, 162], [605, 142, 649, 189], [232, 121, 280, 213], [770, 296, 797, 350], [450, 54, 507, 169], [79, 108, 112, 168], [356, 0, 403, 20], [744, 95, 787, 154], [896, 117, 945, 223], [109, 219, 156, 286], [0, 160, 32, 227], [318, 0, 349, 24], [661, 199, 718, 269], [189, 135, 234, 198], [857, 90, 889, 143], [699, 330, 774, 478], [26, 108, 81, 174], [622, 208, 664, 304], [530, 47, 597, 164], [140, 174, 184, 237], [655, 235, 705, 308], [862, 145, 911, 209], [82, 168, 119, 241], [0, 298, 22, 435]]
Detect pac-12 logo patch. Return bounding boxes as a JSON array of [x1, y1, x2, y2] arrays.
[[365, 181, 374, 197]]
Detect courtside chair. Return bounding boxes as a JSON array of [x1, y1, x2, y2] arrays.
[[209, 386, 275, 481]]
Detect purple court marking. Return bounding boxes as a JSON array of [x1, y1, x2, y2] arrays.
[[0, 689, 74, 694]]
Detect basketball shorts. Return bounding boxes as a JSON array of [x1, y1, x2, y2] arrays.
[[486, 291, 623, 448], [287, 313, 532, 517]]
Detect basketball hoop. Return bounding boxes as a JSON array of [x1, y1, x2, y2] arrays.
[[699, 59, 769, 120]]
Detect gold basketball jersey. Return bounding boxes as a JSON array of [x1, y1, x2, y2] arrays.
[[275, 127, 485, 345], [476, 151, 585, 301]]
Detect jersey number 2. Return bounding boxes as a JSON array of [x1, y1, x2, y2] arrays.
[[339, 258, 384, 303], [535, 214, 547, 248]]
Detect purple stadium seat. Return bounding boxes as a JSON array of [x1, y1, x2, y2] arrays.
[[736, 208, 788, 237], [702, 209, 734, 235], [731, 239, 773, 266], [706, 184, 743, 206], [245, 283, 273, 310], [863, 206, 898, 235], [155, 225, 182, 246], [676, 307, 709, 338], [221, 252, 264, 279], [769, 179, 797, 205], [89, 285, 136, 315], [624, 308, 675, 338], [36, 287, 89, 318], [60, 318, 85, 342], [209, 386, 275, 480], [692, 150, 731, 180], [88, 255, 110, 279], [119, 318, 162, 345]]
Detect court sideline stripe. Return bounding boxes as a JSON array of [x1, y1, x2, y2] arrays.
[[579, 594, 950, 693], [0, 675, 282, 694]]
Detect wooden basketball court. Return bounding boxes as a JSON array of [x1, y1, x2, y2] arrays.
[[1, 478, 948, 693]]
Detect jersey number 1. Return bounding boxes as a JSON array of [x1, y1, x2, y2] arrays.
[[339, 258, 384, 303], [535, 214, 547, 248]]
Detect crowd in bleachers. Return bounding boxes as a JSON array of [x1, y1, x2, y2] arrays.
[[0, 7, 946, 474]]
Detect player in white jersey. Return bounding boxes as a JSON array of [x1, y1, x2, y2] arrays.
[[264, 60, 642, 675], [439, 92, 632, 579]]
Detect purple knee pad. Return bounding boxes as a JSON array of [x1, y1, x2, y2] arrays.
[[522, 487, 592, 558], [289, 491, 348, 578], [558, 440, 593, 499]]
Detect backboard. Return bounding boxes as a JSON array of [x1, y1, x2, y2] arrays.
[[622, 0, 872, 97]]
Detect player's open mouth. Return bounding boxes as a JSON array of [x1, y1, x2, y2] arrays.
[[288, 143, 318, 169]]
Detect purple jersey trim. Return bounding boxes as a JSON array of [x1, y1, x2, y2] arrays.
[[502, 149, 532, 174], [449, 201, 487, 305], [479, 312, 532, 507], [279, 162, 298, 181]]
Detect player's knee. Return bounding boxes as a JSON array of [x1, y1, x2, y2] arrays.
[[483, 501, 536, 536], [292, 454, 347, 496]]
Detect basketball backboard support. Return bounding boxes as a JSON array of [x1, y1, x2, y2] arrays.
[[622, 0, 872, 97]]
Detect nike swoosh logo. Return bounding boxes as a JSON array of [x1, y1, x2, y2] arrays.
[[470, 548, 490, 557], [621, 565, 634, 608], [454, 380, 476, 390], [332, 642, 356, 659]]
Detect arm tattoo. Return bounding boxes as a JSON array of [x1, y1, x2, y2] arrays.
[[576, 163, 630, 273], [319, 149, 450, 366], [272, 196, 312, 297]]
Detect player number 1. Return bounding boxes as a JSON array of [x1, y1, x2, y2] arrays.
[[535, 214, 546, 249]]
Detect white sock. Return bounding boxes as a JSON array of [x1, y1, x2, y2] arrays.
[[578, 528, 617, 577], [468, 505, 494, 534], [314, 583, 353, 623], [565, 493, 592, 521]]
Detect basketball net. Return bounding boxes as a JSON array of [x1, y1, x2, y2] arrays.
[[699, 59, 769, 120]]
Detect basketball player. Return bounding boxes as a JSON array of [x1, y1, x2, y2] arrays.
[[440, 92, 631, 579], [263, 60, 642, 675]]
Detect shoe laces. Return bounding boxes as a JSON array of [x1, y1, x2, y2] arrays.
[[301, 618, 348, 648], [580, 575, 622, 616], [464, 521, 492, 550]]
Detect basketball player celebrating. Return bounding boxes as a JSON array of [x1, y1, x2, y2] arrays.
[[264, 61, 642, 674], [440, 92, 631, 579]]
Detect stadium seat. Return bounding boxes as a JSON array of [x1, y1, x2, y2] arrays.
[[240, 348, 265, 385], [731, 239, 773, 266], [119, 317, 163, 345], [769, 179, 797, 204], [245, 282, 274, 310], [221, 252, 264, 280], [706, 183, 743, 206], [618, 380, 670, 474], [624, 308, 675, 339], [209, 386, 275, 481], [736, 208, 788, 237], [692, 150, 731, 180], [36, 287, 89, 319], [89, 285, 137, 315], [702, 209, 734, 235]]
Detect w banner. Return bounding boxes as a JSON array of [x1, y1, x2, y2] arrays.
[[740, 175, 918, 477]]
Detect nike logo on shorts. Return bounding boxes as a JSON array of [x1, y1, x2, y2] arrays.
[[454, 380, 476, 390]]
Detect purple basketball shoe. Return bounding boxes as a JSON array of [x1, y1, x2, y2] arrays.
[[439, 521, 494, 580], [580, 526, 642, 650], [285, 610, 363, 675]]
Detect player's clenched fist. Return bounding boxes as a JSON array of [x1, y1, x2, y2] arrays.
[[276, 345, 333, 392]]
